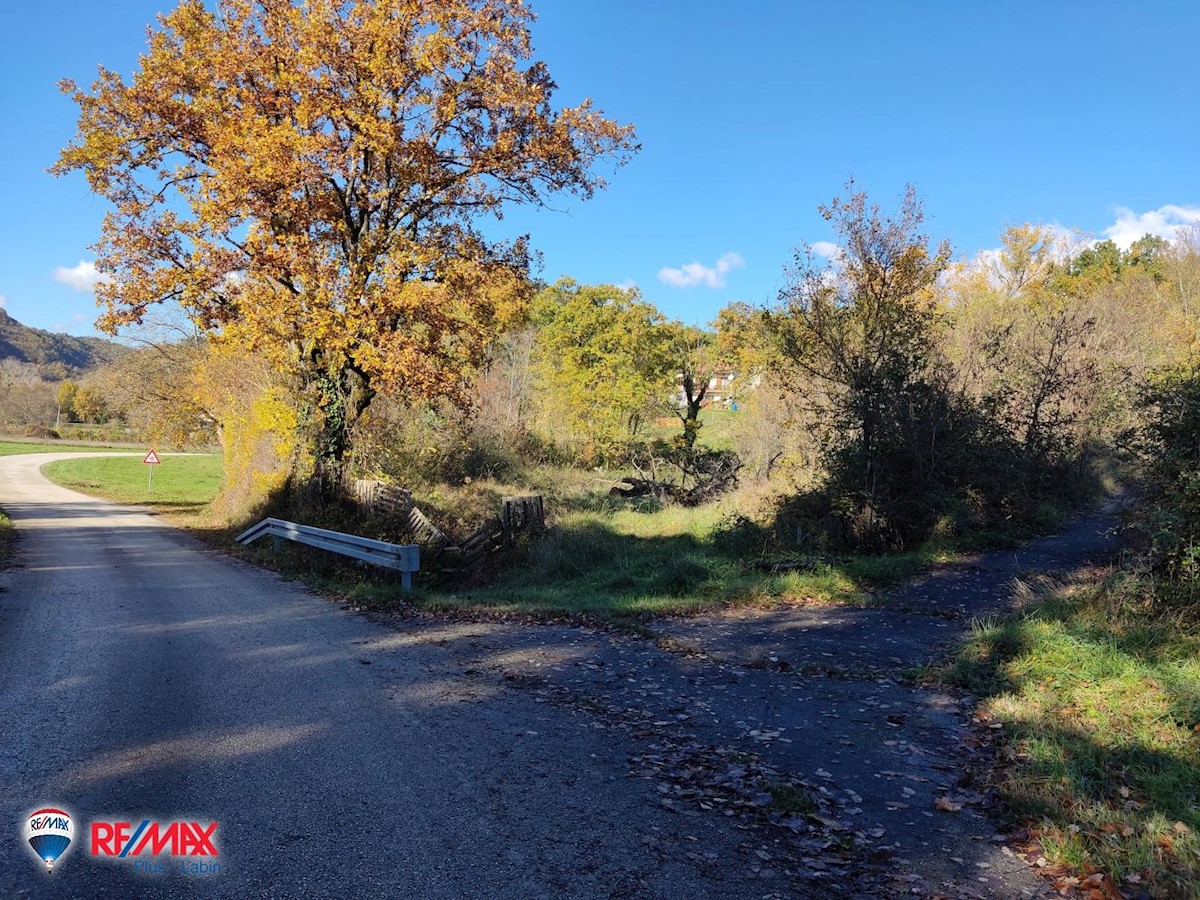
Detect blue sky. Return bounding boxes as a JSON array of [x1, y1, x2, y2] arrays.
[[1, 0, 1197, 335]]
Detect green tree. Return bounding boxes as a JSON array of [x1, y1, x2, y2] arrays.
[[1126, 234, 1170, 280], [532, 279, 672, 455]]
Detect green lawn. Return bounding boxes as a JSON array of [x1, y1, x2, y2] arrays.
[[642, 407, 740, 452], [42, 455, 224, 519], [0, 439, 129, 456], [938, 570, 1200, 895]]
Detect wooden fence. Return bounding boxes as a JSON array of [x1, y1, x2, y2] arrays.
[[345, 480, 544, 579]]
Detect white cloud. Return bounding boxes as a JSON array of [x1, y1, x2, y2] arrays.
[[810, 241, 841, 260], [1103, 204, 1200, 249], [657, 252, 744, 289], [72, 312, 88, 323], [0, 294, 6, 309], [52, 260, 111, 293]]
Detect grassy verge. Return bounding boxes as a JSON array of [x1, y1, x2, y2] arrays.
[[937, 568, 1200, 895], [415, 492, 947, 620], [42, 455, 223, 525], [0, 506, 14, 568], [0, 439, 131, 456]]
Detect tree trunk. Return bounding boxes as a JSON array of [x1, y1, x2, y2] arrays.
[[302, 362, 375, 479], [677, 372, 707, 448]]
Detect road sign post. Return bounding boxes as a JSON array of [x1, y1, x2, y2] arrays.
[[143, 449, 161, 492]]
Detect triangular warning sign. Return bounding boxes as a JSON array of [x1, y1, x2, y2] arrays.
[[142, 450, 162, 465]]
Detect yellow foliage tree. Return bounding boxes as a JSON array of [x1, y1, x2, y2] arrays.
[[53, 0, 636, 471], [192, 346, 302, 515]]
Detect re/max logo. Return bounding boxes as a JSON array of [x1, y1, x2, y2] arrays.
[[90, 821, 219, 857], [28, 814, 71, 832]]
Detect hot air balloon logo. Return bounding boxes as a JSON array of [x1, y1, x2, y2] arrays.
[[24, 807, 73, 872]]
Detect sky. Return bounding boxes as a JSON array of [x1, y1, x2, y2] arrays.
[[0, 0, 1197, 335]]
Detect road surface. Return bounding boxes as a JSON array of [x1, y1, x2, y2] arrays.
[[0, 454, 760, 899]]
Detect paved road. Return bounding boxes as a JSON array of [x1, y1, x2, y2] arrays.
[[0, 454, 760, 899]]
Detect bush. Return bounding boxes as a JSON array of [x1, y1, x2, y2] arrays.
[[350, 397, 542, 486], [1134, 367, 1200, 592]]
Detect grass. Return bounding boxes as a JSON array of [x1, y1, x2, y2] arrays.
[[0, 439, 130, 456], [42, 455, 224, 523], [767, 781, 819, 815], [937, 568, 1200, 896], [414, 484, 944, 620], [0, 506, 13, 568], [237, 466, 946, 621], [644, 407, 741, 452]]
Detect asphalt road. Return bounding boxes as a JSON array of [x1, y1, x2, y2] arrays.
[[0, 454, 761, 899]]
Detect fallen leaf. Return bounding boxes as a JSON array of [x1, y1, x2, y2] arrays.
[[934, 796, 963, 813]]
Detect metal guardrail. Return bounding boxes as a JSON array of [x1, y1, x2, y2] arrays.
[[235, 517, 420, 592]]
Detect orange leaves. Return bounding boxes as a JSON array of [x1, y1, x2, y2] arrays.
[[53, 0, 636, 458]]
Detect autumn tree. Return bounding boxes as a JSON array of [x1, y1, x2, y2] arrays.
[[56, 380, 78, 426], [766, 183, 952, 534], [1160, 224, 1200, 321], [87, 340, 220, 447], [54, 0, 636, 474], [0, 361, 56, 429], [712, 301, 772, 385], [70, 386, 109, 425], [944, 224, 1185, 458]]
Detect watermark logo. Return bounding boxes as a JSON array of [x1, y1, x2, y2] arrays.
[[24, 807, 73, 873], [91, 819, 222, 875]]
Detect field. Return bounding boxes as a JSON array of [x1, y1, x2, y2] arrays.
[[0, 439, 130, 456], [42, 454, 224, 521]]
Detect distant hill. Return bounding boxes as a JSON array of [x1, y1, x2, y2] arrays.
[[0, 308, 126, 374]]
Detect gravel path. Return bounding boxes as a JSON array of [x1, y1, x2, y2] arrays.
[[659, 497, 1124, 674], [385, 498, 1123, 897]]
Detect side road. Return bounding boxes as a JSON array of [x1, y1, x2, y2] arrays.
[[382, 499, 1123, 898], [659, 496, 1125, 675]]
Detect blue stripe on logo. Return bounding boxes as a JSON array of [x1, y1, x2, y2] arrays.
[[118, 820, 150, 858]]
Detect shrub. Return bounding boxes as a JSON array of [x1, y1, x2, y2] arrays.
[[1134, 367, 1200, 592]]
